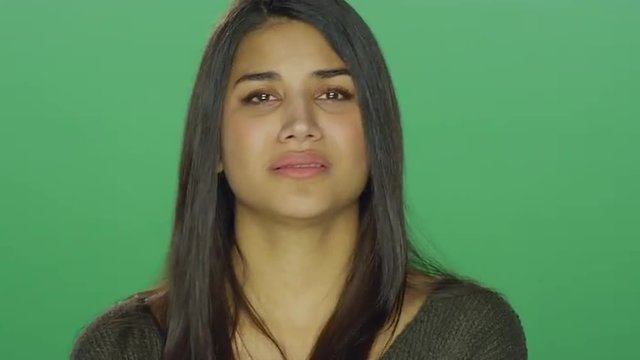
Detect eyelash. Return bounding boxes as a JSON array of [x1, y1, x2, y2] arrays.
[[241, 87, 355, 105]]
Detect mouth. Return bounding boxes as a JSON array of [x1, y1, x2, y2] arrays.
[[273, 163, 327, 170], [270, 150, 331, 178], [272, 163, 328, 179]]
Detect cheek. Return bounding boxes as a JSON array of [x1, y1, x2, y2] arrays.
[[220, 118, 273, 202], [332, 112, 367, 164], [221, 117, 271, 173]]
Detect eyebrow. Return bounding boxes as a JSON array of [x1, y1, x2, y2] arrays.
[[233, 68, 351, 87]]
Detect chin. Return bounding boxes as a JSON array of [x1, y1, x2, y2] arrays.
[[271, 202, 332, 221]]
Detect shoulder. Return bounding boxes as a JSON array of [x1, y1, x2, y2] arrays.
[[430, 278, 523, 318], [411, 277, 528, 359], [70, 294, 164, 360]]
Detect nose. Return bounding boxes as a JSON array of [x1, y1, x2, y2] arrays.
[[277, 96, 323, 144]]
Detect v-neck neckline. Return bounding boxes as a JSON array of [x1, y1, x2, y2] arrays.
[[138, 284, 443, 359]]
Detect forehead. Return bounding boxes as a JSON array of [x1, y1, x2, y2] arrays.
[[230, 19, 346, 76]]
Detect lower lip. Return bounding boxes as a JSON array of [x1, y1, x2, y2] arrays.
[[273, 166, 328, 179]]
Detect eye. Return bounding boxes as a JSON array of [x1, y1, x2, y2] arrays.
[[242, 91, 278, 105], [317, 87, 355, 101]]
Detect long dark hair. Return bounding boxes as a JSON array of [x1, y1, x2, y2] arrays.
[[139, 0, 460, 359]]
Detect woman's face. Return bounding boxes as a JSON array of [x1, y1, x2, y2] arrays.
[[220, 18, 369, 221]]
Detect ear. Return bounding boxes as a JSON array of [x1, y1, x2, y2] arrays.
[[216, 161, 224, 174]]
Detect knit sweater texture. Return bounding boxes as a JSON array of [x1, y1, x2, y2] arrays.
[[70, 281, 527, 359]]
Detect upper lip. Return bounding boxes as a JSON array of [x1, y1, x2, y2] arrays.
[[270, 150, 330, 170]]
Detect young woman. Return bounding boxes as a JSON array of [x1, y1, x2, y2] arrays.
[[71, 0, 527, 359]]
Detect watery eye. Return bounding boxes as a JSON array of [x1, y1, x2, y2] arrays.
[[243, 92, 277, 105], [251, 93, 274, 103], [318, 88, 354, 101], [324, 91, 343, 100]]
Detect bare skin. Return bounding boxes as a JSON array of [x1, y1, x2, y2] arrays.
[[214, 18, 435, 359]]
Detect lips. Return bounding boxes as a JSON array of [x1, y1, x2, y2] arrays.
[[270, 150, 330, 170]]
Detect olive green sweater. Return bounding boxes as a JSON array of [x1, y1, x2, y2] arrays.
[[70, 282, 527, 359]]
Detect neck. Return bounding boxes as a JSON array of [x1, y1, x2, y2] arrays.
[[231, 202, 359, 331]]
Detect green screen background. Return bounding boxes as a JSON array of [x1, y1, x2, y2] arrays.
[[1, 0, 638, 358]]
